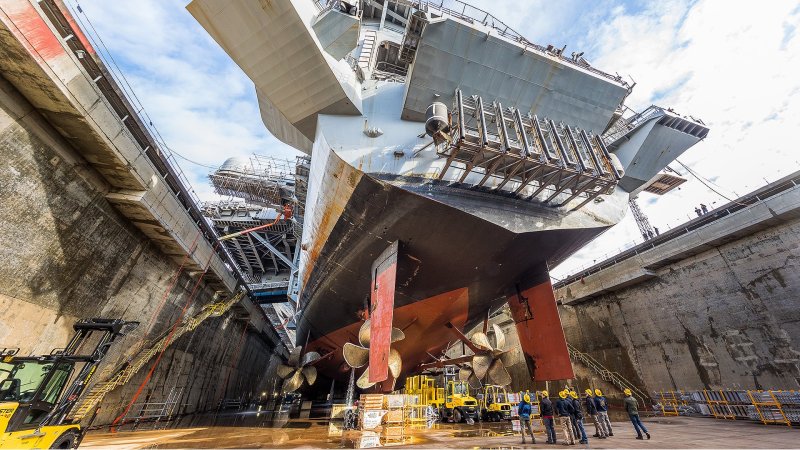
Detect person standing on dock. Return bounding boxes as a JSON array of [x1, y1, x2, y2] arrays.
[[540, 390, 557, 444], [624, 388, 651, 440], [518, 393, 536, 444], [556, 390, 575, 445], [569, 390, 588, 444], [594, 389, 613, 437], [584, 389, 606, 438]]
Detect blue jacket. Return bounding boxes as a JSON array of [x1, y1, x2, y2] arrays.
[[555, 398, 574, 417], [518, 401, 532, 419], [584, 396, 598, 414], [594, 395, 609, 412]]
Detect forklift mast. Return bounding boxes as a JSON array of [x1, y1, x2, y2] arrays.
[[44, 318, 132, 426]]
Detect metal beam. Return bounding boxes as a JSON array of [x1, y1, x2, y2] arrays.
[[251, 232, 297, 270]]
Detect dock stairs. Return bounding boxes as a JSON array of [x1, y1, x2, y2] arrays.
[[358, 29, 377, 72], [68, 290, 245, 422], [567, 343, 651, 408]]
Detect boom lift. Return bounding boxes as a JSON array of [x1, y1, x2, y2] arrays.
[[0, 318, 133, 449]]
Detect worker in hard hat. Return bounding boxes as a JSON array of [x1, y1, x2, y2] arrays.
[[555, 390, 575, 445], [569, 390, 588, 444], [624, 388, 651, 440], [593, 388, 613, 437], [539, 390, 557, 444], [584, 389, 606, 439], [517, 392, 536, 444]]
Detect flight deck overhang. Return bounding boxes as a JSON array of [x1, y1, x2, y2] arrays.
[[188, 0, 363, 154], [401, 16, 630, 133]]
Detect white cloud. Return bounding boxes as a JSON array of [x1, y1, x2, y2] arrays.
[[68, 0, 300, 202], [549, 0, 800, 278], [69, 0, 799, 278]]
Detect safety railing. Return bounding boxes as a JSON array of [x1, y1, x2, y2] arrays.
[[554, 171, 800, 289], [397, 0, 630, 88], [566, 343, 650, 408]]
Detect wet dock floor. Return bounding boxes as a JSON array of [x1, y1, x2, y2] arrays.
[[82, 415, 799, 449]]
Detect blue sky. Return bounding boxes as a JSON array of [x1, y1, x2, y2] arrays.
[[70, 0, 800, 279]]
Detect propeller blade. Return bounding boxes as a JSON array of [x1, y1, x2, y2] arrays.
[[391, 327, 405, 343], [357, 366, 376, 389], [492, 323, 506, 350], [302, 365, 318, 386], [470, 332, 493, 352], [343, 342, 370, 368], [499, 348, 522, 368], [287, 346, 302, 367], [277, 364, 295, 379], [467, 373, 483, 390], [282, 369, 304, 393], [301, 351, 321, 367], [488, 358, 512, 386], [472, 353, 493, 380], [458, 366, 473, 382], [388, 348, 402, 379], [358, 320, 371, 347]]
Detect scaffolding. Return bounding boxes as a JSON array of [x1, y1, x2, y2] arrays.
[[209, 155, 295, 207]]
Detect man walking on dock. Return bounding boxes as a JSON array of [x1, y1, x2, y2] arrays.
[[624, 388, 651, 440], [594, 389, 613, 437]]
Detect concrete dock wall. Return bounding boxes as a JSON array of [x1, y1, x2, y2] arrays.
[[0, 72, 276, 424], [555, 178, 800, 393]]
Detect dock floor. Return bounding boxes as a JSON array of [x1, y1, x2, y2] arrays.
[[82, 416, 797, 448]]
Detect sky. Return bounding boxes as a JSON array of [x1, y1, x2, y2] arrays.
[[70, 0, 800, 280]]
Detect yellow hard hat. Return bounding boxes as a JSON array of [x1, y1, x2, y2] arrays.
[[594, 388, 602, 396], [585, 389, 593, 396], [541, 390, 549, 397], [523, 394, 531, 402], [559, 390, 567, 399], [569, 390, 578, 399], [624, 388, 632, 396]]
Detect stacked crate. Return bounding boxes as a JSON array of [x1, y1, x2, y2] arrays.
[[357, 394, 386, 448], [382, 394, 407, 446]]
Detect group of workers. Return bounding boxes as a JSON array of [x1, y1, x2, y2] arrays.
[[517, 388, 651, 445]]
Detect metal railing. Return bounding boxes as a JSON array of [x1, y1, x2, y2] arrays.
[[401, 0, 631, 88], [567, 343, 650, 408], [554, 171, 800, 289]]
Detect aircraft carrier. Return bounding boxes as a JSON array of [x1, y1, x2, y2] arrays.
[[188, 0, 709, 390]]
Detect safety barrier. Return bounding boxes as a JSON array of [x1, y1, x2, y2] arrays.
[[653, 389, 800, 427]]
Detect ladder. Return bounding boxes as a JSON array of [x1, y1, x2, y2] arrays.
[[358, 30, 377, 72], [566, 343, 650, 408], [68, 290, 245, 421]]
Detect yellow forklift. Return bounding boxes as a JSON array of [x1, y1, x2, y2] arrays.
[[434, 380, 479, 423], [478, 385, 512, 422], [0, 318, 133, 449]]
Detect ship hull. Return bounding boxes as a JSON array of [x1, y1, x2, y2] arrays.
[[298, 142, 611, 380]]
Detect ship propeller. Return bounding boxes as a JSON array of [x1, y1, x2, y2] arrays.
[[277, 345, 321, 393], [342, 319, 405, 389], [458, 324, 520, 386]]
